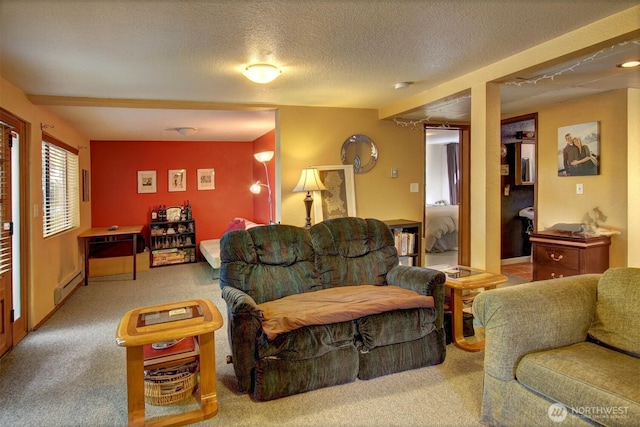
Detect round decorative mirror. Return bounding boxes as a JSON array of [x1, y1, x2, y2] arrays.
[[341, 134, 378, 174]]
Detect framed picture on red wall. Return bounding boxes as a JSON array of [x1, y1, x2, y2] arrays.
[[168, 169, 187, 192], [137, 170, 157, 194], [197, 168, 215, 190]]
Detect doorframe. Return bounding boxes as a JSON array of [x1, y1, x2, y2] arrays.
[[0, 108, 30, 347], [424, 124, 471, 266]]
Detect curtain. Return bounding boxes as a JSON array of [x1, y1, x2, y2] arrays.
[[446, 143, 459, 205]]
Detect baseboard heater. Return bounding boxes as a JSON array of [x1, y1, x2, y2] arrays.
[[54, 271, 84, 305]]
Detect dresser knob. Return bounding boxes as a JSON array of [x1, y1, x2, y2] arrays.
[[550, 273, 564, 279], [550, 254, 563, 262]]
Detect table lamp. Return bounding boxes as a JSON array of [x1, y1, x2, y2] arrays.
[[292, 168, 327, 228]]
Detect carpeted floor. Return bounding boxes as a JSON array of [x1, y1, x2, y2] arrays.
[[0, 263, 488, 427]]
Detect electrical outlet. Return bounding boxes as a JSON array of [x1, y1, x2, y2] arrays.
[[391, 168, 398, 178], [576, 183, 584, 194]]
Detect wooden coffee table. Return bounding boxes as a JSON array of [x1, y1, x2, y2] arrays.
[[116, 299, 223, 426], [433, 265, 508, 352]]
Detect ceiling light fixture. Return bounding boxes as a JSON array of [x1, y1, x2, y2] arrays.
[[394, 81, 414, 89], [176, 127, 197, 136], [617, 59, 640, 68], [243, 64, 281, 84]]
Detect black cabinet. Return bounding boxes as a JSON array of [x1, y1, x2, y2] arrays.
[[149, 219, 196, 267]]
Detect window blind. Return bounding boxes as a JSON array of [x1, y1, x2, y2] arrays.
[[42, 138, 79, 238]]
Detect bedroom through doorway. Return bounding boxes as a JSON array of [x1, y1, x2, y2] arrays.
[[424, 127, 465, 267]]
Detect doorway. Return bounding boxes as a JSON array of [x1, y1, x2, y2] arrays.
[[424, 126, 470, 267], [500, 114, 537, 265], [0, 109, 28, 357]]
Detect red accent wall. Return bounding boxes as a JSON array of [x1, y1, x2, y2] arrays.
[[90, 138, 270, 251]]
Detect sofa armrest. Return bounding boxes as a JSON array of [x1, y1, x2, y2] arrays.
[[221, 286, 264, 393], [473, 274, 599, 381], [386, 266, 446, 328]]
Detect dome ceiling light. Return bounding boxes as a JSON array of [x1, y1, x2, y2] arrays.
[[176, 127, 198, 136], [243, 64, 281, 84]]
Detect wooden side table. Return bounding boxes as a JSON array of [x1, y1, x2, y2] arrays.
[[115, 299, 223, 427], [432, 265, 508, 352]]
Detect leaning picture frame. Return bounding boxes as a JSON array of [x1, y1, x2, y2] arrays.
[[137, 170, 157, 194], [312, 164, 356, 222], [197, 168, 215, 190], [168, 169, 187, 192], [557, 121, 600, 176]]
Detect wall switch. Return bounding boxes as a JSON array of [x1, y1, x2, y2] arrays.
[[410, 183, 419, 193], [33, 204, 39, 218], [391, 168, 398, 178], [576, 183, 584, 194]]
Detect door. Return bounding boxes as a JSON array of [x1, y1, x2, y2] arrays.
[[0, 122, 13, 355], [0, 109, 27, 356]]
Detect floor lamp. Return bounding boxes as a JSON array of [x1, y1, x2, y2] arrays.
[[292, 168, 327, 228], [249, 150, 274, 224]]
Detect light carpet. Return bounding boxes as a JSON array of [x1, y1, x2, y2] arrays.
[[0, 263, 487, 427]]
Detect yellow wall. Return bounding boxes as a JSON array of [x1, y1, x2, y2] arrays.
[[278, 106, 425, 227], [628, 88, 640, 267], [535, 89, 631, 267], [1, 77, 91, 328]]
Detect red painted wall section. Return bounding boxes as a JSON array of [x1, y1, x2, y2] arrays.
[[90, 140, 256, 250], [251, 129, 276, 224]]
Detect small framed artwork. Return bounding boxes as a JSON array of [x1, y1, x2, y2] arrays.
[[557, 121, 600, 176], [168, 169, 187, 192], [197, 168, 215, 190], [312, 164, 356, 221], [137, 170, 157, 194], [82, 169, 90, 201]]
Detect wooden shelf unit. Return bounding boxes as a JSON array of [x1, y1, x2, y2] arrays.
[[384, 219, 423, 267]]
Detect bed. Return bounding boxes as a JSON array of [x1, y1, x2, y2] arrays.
[[199, 218, 263, 278], [425, 205, 459, 253]]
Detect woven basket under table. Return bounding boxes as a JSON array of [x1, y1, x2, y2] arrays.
[[144, 371, 197, 406]]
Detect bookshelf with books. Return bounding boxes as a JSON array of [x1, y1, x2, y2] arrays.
[[384, 219, 422, 267]]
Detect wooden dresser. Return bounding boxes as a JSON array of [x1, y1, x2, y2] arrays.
[[530, 230, 611, 281]]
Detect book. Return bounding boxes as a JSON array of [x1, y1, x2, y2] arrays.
[[142, 336, 199, 367]]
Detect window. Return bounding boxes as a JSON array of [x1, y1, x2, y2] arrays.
[[41, 135, 79, 237]]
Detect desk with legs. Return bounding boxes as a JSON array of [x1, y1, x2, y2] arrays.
[[78, 225, 143, 285]]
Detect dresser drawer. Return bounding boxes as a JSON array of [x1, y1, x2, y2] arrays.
[[533, 264, 578, 281], [533, 244, 580, 270]]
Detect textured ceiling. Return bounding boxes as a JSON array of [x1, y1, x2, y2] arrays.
[[1, 1, 638, 141]]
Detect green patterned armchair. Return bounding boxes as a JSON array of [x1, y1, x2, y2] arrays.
[[219, 217, 446, 401]]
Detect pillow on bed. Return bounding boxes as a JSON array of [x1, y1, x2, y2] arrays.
[[225, 219, 246, 232], [234, 217, 261, 229]]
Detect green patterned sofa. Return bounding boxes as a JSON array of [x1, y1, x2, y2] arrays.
[[219, 217, 446, 401], [473, 268, 640, 426]]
